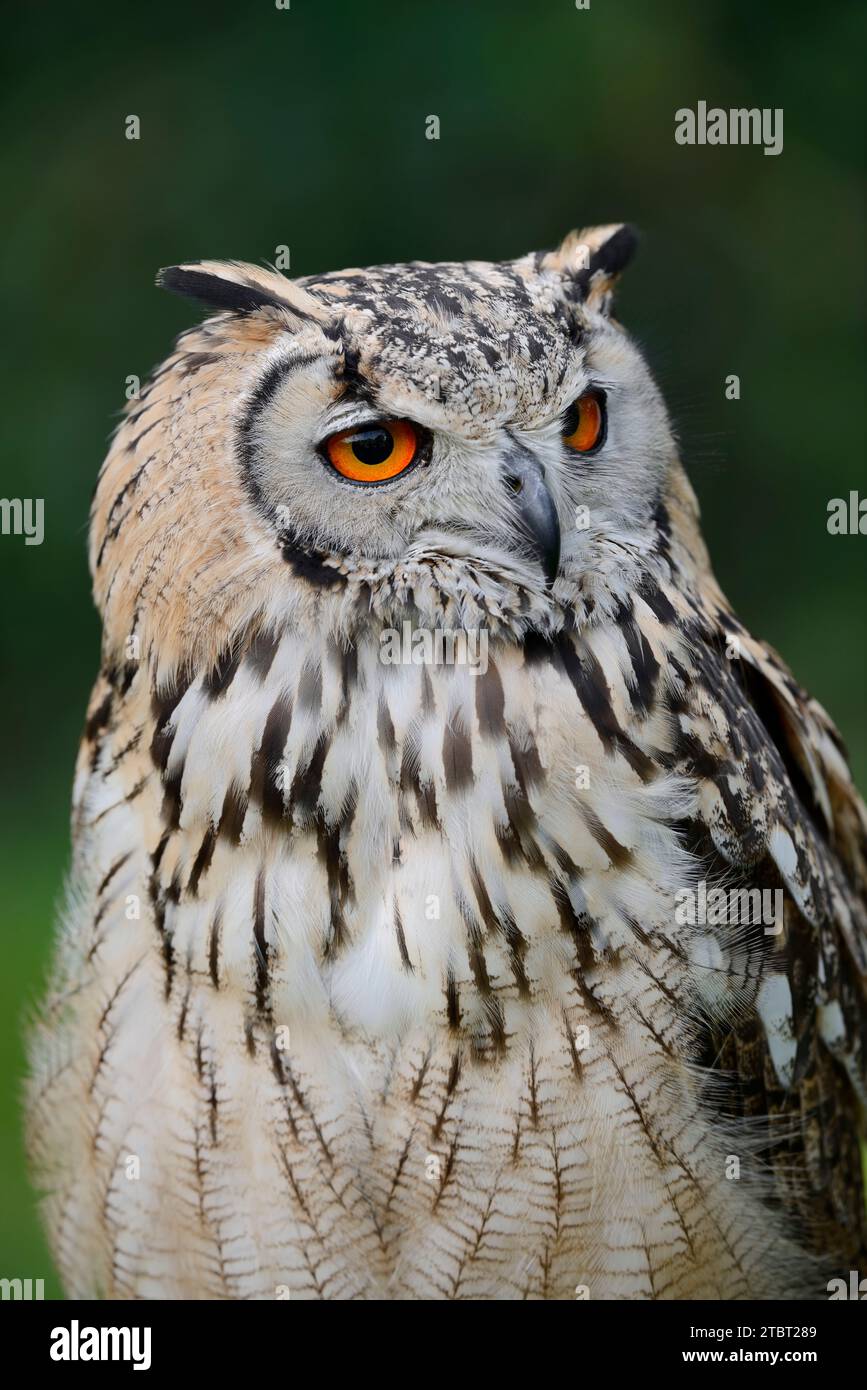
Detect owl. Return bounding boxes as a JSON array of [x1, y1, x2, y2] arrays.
[[27, 225, 867, 1301]]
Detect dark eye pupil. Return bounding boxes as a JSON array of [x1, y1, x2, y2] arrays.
[[350, 427, 393, 466]]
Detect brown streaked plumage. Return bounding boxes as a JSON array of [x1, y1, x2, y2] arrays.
[[27, 225, 867, 1299]]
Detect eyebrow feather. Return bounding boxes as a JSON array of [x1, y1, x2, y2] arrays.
[[157, 265, 295, 315]]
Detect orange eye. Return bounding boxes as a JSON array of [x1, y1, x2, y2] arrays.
[[323, 418, 420, 483], [562, 391, 605, 453]]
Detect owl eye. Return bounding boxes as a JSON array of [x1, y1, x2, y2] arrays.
[[323, 418, 420, 484], [562, 391, 606, 454]]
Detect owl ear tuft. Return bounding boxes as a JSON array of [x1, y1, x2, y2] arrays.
[[156, 260, 296, 315], [542, 223, 638, 311]]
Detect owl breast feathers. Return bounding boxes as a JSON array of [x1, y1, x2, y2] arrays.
[[27, 225, 867, 1300]]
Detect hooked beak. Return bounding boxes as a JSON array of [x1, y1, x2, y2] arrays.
[[503, 447, 561, 587]]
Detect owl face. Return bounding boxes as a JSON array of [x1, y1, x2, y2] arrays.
[[92, 225, 678, 676]]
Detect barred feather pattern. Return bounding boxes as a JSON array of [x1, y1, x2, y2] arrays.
[[26, 233, 867, 1299]]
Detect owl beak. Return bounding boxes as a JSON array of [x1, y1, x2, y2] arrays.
[[504, 449, 561, 586]]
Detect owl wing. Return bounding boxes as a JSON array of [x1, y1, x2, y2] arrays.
[[646, 520, 867, 1269]]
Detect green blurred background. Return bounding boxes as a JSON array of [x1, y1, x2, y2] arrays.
[[2, 0, 864, 1294]]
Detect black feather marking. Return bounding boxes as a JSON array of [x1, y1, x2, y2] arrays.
[[178, 351, 221, 377], [337, 643, 358, 725], [208, 905, 222, 988], [188, 826, 217, 897], [246, 627, 280, 682], [217, 783, 248, 844], [249, 694, 293, 825], [203, 646, 242, 699], [615, 600, 660, 717], [394, 902, 413, 971], [157, 266, 293, 316], [637, 576, 678, 626], [442, 718, 473, 792], [252, 871, 270, 1015], [279, 530, 345, 588], [445, 969, 461, 1030], [97, 852, 132, 899], [590, 224, 638, 278], [297, 662, 322, 714], [581, 806, 634, 869], [377, 694, 397, 756], [288, 735, 328, 822], [317, 817, 352, 959], [556, 634, 654, 782], [469, 858, 530, 998], [475, 660, 505, 739], [85, 690, 113, 743], [161, 766, 184, 830]]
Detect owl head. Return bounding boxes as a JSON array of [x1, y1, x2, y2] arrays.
[[92, 225, 689, 682]]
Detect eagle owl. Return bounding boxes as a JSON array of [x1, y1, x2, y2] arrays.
[[28, 225, 867, 1301]]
